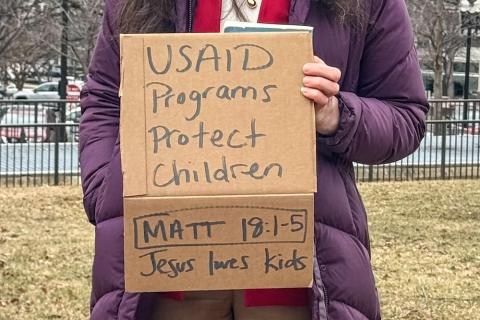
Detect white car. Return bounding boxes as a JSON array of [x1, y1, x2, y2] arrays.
[[0, 106, 49, 143], [14, 82, 60, 100], [13, 81, 83, 100], [0, 84, 18, 97], [66, 106, 81, 142]]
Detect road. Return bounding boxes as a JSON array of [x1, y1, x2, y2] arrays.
[[0, 134, 479, 175], [0, 142, 79, 175]]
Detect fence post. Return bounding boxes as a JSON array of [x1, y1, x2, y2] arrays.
[[59, 101, 67, 142], [473, 101, 477, 122], [368, 165, 374, 182], [34, 102, 38, 143], [440, 122, 447, 179], [54, 125, 60, 185]]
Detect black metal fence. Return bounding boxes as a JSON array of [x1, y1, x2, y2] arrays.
[[0, 99, 480, 187], [0, 123, 80, 186], [355, 120, 480, 182], [0, 100, 80, 187], [0, 99, 80, 134], [427, 99, 480, 121], [354, 99, 479, 182]]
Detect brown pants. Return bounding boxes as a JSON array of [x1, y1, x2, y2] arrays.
[[149, 290, 311, 320]]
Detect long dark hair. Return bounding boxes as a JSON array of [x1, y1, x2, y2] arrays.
[[117, 0, 364, 34], [117, 0, 176, 34]]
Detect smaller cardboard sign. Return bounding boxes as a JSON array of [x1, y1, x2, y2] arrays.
[[124, 194, 313, 292]]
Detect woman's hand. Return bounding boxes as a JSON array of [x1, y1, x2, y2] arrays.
[[302, 56, 341, 136]]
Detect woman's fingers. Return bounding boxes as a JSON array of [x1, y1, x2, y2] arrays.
[[301, 87, 330, 106], [303, 61, 341, 83], [302, 57, 341, 106], [303, 76, 340, 97], [303, 57, 341, 135]]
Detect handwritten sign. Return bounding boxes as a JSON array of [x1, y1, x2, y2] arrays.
[[120, 33, 316, 292], [124, 195, 313, 291]]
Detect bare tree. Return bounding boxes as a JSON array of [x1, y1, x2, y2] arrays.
[[0, 1, 58, 89], [1, 0, 102, 87], [69, 0, 104, 76], [408, 0, 464, 100], [5, 25, 57, 90], [37, 0, 103, 78], [0, 0, 45, 84], [0, 1, 25, 59]]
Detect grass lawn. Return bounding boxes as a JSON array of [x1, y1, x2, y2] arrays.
[[0, 180, 479, 319]]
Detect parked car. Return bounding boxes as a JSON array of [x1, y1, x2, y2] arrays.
[[0, 106, 49, 143], [66, 106, 80, 142], [464, 126, 480, 135], [13, 81, 83, 100], [0, 84, 18, 97], [14, 82, 59, 100], [68, 77, 84, 88]]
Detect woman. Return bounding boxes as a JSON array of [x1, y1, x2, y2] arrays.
[[80, 0, 428, 319]]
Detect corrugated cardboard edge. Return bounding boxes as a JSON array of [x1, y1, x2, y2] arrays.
[[120, 34, 147, 197], [304, 32, 317, 193], [124, 192, 314, 202]]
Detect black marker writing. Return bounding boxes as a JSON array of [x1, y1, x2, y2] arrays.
[[146, 43, 274, 75], [208, 251, 249, 276], [140, 249, 196, 278], [143, 215, 226, 243], [147, 46, 172, 75], [152, 157, 283, 188], [146, 82, 278, 121], [148, 119, 266, 152], [264, 248, 307, 274]]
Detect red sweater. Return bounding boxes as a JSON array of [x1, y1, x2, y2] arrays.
[[164, 0, 309, 307]]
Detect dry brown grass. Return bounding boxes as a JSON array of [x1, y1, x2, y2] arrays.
[[0, 180, 479, 319], [0, 187, 91, 320], [362, 180, 480, 319]]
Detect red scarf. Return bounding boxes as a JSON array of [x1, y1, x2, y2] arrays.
[[184, 0, 308, 308]]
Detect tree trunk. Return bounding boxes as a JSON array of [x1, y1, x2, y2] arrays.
[[13, 75, 26, 91], [432, 50, 444, 135], [10, 64, 28, 91], [442, 56, 452, 97]]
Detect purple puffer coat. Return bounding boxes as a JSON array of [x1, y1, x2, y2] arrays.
[[80, 0, 428, 319]]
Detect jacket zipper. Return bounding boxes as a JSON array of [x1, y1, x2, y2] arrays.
[[319, 264, 329, 320], [188, 0, 193, 32], [314, 237, 329, 320], [322, 285, 329, 310]]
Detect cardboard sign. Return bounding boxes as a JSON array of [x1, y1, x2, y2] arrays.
[[124, 194, 314, 292], [120, 33, 316, 292]]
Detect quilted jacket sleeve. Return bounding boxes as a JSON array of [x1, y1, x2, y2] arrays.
[[317, 0, 429, 165], [79, 0, 122, 224]]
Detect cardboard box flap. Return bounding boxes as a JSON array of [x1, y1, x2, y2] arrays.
[[120, 35, 147, 197]]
